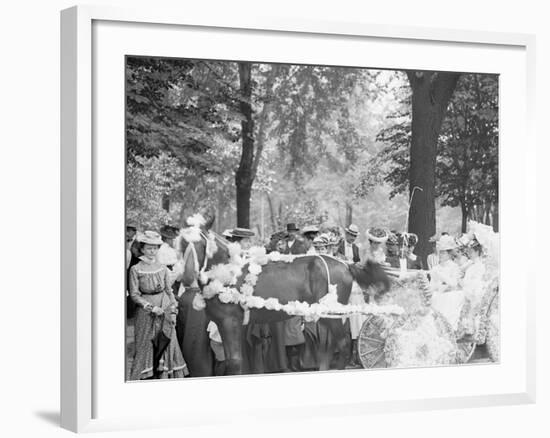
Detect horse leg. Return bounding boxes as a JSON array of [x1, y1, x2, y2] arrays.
[[207, 300, 244, 375], [317, 319, 334, 371], [176, 288, 214, 377], [218, 314, 245, 375], [331, 319, 351, 370]]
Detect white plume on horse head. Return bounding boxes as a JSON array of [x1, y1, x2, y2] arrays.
[[179, 225, 202, 244], [204, 231, 218, 259], [186, 213, 206, 228]]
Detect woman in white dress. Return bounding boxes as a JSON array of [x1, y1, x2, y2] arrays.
[[365, 227, 389, 265], [457, 238, 487, 337], [430, 235, 464, 331]]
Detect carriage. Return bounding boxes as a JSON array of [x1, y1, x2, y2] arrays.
[[357, 267, 499, 369]]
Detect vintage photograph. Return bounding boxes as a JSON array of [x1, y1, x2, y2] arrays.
[[125, 56, 500, 381]]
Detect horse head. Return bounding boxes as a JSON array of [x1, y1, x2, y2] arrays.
[[176, 213, 229, 288], [349, 260, 391, 299]]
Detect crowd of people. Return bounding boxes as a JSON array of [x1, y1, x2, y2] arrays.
[[125, 219, 491, 379]]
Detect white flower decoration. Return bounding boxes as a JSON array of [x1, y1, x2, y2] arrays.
[[248, 263, 262, 276], [192, 293, 206, 311], [240, 283, 254, 296]]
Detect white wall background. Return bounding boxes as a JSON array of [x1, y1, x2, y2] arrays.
[[0, 0, 546, 437]]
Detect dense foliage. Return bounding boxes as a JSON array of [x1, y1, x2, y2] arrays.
[[376, 73, 499, 231], [126, 57, 498, 244]]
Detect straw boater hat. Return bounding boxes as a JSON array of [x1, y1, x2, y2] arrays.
[[345, 224, 359, 236], [437, 234, 458, 251], [302, 225, 319, 235], [231, 227, 255, 238], [366, 227, 389, 243], [138, 230, 163, 246]]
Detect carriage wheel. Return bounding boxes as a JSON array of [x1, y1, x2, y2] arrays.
[[357, 315, 393, 368], [485, 291, 500, 362]]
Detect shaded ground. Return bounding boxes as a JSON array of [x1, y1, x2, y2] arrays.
[[125, 317, 490, 379]]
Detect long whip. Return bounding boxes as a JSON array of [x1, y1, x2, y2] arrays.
[[406, 186, 424, 232]]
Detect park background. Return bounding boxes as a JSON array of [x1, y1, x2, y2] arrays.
[[127, 59, 498, 262], [0, 1, 548, 438]]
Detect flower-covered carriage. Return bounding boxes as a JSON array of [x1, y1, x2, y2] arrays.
[[357, 265, 499, 369]]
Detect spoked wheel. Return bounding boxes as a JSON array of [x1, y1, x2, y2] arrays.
[[357, 315, 394, 368]]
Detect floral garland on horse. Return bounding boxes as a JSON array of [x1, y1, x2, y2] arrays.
[[191, 241, 403, 322]]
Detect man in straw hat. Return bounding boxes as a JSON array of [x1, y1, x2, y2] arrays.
[[337, 224, 361, 263]]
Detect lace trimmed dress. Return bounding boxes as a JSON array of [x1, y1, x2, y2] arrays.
[[457, 259, 486, 336], [430, 260, 464, 331], [129, 257, 188, 380]]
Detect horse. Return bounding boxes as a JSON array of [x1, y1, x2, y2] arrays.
[[174, 214, 229, 377], [204, 254, 390, 375]]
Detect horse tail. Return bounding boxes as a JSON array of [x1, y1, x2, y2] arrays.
[[348, 260, 390, 293]]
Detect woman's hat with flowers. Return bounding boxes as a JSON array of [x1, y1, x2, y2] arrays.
[[437, 234, 457, 251], [366, 227, 389, 243], [313, 234, 330, 247], [138, 230, 163, 246]]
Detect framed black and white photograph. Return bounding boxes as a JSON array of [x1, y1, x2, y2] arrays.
[[61, 5, 536, 433], [124, 56, 500, 380]]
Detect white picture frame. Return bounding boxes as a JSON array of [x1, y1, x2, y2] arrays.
[[60, 4, 536, 433]]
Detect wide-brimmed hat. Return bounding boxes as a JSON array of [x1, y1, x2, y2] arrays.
[[437, 234, 457, 251], [231, 227, 255, 238], [345, 224, 359, 236], [138, 230, 163, 246], [286, 223, 300, 232], [313, 234, 330, 247], [302, 225, 319, 235], [366, 227, 389, 243], [159, 225, 179, 239], [126, 224, 137, 231]]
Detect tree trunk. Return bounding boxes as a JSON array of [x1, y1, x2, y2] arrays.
[[460, 202, 469, 233], [345, 201, 353, 227], [161, 193, 170, 212], [484, 201, 491, 226], [266, 193, 278, 232], [235, 62, 255, 228], [406, 71, 460, 265], [492, 202, 499, 232]]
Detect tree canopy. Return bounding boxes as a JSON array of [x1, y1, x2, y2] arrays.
[[126, 57, 498, 249]]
